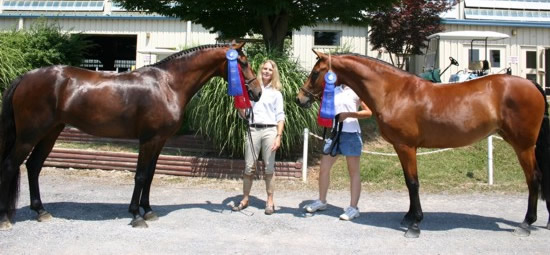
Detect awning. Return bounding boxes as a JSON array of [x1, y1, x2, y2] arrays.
[[427, 31, 510, 41]]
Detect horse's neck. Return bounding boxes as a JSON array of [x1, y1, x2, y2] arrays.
[[164, 51, 223, 93], [335, 57, 393, 113]]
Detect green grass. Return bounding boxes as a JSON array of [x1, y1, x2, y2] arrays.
[[319, 136, 525, 194]]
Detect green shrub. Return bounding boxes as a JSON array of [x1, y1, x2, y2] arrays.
[[187, 45, 322, 160], [0, 18, 93, 101], [21, 19, 93, 68], [0, 39, 29, 97]]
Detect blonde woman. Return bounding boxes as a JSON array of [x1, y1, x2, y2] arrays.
[[232, 60, 285, 215]]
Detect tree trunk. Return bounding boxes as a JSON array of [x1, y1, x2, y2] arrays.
[[260, 10, 289, 52]]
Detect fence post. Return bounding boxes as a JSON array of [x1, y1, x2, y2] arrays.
[[487, 135, 494, 185], [302, 128, 309, 183]]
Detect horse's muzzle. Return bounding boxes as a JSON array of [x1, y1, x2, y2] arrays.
[[295, 96, 312, 108]]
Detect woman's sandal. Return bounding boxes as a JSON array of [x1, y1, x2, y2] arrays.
[[232, 202, 248, 212], [264, 204, 275, 215]]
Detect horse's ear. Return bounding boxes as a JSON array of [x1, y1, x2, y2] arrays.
[[312, 49, 326, 59], [233, 41, 246, 50]]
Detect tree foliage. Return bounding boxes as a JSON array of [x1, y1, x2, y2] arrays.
[[369, 0, 454, 69], [115, 0, 397, 52]]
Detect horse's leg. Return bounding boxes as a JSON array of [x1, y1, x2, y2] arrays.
[[25, 125, 65, 222], [141, 152, 162, 221], [0, 141, 35, 230], [128, 137, 165, 228], [394, 144, 422, 238], [513, 147, 539, 236]]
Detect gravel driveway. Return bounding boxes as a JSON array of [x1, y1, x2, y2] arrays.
[[0, 167, 548, 254]]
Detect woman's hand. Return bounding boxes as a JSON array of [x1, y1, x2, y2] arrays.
[[271, 134, 281, 151], [338, 112, 349, 122]]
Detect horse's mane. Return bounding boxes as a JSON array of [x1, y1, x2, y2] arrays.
[[334, 53, 413, 76], [146, 44, 230, 67]]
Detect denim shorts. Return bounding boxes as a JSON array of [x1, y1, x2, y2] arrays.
[[323, 132, 363, 156]]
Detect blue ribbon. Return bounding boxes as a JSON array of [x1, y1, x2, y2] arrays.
[[319, 71, 336, 119], [226, 49, 243, 96]]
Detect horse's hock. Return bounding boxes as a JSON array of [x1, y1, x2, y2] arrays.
[[48, 128, 303, 179]]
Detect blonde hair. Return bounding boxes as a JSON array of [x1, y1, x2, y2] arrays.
[[257, 60, 282, 91]]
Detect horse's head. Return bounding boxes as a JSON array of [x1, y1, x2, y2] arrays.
[[296, 49, 331, 108], [221, 42, 262, 102]]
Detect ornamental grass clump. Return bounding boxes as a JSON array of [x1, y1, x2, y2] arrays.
[[186, 47, 322, 159]]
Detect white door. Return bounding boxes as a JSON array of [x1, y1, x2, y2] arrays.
[[521, 47, 538, 83], [488, 46, 506, 74]]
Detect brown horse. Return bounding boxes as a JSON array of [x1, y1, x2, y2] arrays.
[[0, 42, 261, 229], [297, 50, 550, 238]]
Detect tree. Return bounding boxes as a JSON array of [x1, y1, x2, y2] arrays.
[[369, 0, 454, 69], [115, 0, 397, 52]]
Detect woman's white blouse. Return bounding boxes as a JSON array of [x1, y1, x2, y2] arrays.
[[249, 84, 285, 125], [334, 85, 361, 133]]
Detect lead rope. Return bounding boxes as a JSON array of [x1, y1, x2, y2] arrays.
[[328, 52, 332, 71]]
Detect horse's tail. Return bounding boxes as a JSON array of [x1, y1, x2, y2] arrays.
[[0, 75, 22, 219], [533, 81, 550, 201]]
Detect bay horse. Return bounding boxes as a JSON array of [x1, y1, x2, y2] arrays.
[[297, 50, 550, 238], [0, 42, 261, 229]]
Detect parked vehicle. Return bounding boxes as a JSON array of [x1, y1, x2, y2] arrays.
[[419, 31, 510, 83]]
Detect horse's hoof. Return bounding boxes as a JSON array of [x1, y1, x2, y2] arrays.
[[513, 226, 531, 237], [404, 226, 421, 238], [0, 220, 12, 231], [547, 222, 549, 230], [143, 211, 158, 221], [131, 218, 148, 228], [37, 211, 53, 222]]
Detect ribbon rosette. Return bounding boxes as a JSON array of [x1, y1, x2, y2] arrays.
[[226, 49, 244, 97], [318, 71, 336, 127], [226, 49, 251, 109]]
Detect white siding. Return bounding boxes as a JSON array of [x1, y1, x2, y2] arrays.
[[0, 17, 18, 30], [292, 23, 368, 70], [0, 17, 217, 68]]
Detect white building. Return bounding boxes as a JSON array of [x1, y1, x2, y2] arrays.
[[413, 0, 550, 90], [0, 0, 371, 73], [1, 0, 549, 91], [0, 0, 223, 71]]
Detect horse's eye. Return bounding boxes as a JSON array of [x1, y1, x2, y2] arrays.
[[311, 71, 319, 84]]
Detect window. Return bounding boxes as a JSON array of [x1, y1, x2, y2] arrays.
[[526, 51, 537, 69], [490, 50, 501, 68], [314, 31, 342, 47]]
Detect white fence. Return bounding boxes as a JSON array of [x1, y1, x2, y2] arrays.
[[301, 128, 497, 184]]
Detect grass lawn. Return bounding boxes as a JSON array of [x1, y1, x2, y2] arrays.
[[302, 117, 528, 194], [313, 136, 526, 194]]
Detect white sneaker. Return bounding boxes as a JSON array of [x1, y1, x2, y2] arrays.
[[339, 206, 360, 221], [304, 199, 327, 213]]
